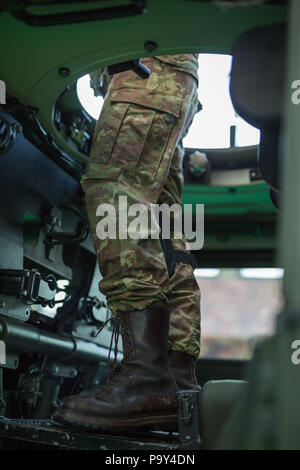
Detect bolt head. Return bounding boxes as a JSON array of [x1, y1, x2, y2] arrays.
[[144, 41, 157, 53], [59, 67, 71, 78]]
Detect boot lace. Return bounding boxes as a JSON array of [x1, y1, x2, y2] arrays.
[[92, 312, 137, 396], [95, 314, 122, 382]]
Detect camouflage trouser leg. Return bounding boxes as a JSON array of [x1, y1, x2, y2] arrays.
[[81, 74, 200, 358], [159, 144, 201, 358]]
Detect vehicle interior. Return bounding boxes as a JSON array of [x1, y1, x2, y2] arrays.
[[0, 0, 298, 450]]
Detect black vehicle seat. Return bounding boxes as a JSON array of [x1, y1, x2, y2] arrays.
[[230, 23, 287, 195]]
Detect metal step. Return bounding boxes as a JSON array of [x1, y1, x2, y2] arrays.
[[0, 417, 179, 450]]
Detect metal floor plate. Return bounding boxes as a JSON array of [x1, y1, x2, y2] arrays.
[[0, 417, 180, 450]]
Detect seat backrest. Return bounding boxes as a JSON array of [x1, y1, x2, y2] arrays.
[[230, 23, 286, 128], [230, 23, 287, 190]]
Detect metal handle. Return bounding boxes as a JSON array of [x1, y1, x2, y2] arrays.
[[12, 1, 146, 27]]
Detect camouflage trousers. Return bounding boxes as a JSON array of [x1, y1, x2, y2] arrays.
[[81, 70, 201, 358]]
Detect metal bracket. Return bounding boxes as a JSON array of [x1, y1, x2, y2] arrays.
[[0, 269, 57, 310], [177, 390, 202, 450], [45, 205, 89, 250]]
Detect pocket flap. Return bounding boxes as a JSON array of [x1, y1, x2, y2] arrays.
[[82, 161, 122, 181]]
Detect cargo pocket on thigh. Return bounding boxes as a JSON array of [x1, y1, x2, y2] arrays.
[[108, 103, 156, 172], [90, 102, 129, 164], [137, 111, 176, 183]]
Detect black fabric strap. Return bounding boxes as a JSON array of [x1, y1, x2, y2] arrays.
[[174, 250, 197, 269], [159, 236, 197, 278]]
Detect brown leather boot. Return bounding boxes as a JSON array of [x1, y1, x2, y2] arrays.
[[54, 305, 178, 432], [169, 350, 201, 391]]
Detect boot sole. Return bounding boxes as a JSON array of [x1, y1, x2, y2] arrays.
[[54, 408, 178, 433]]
